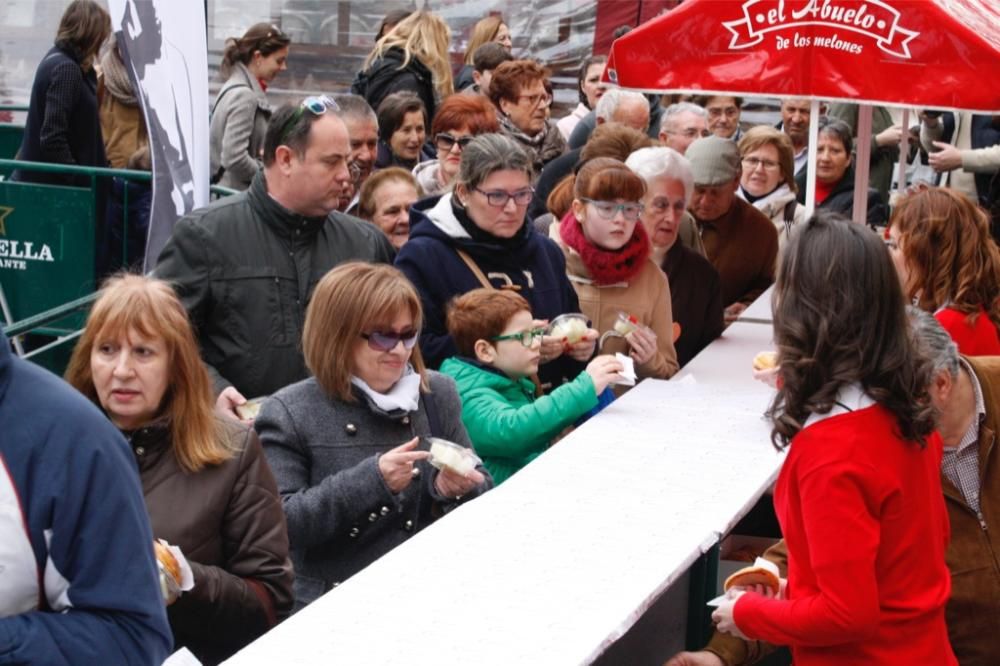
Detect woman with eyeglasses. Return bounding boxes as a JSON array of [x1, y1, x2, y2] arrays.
[[549, 157, 679, 382], [256, 262, 491, 609], [736, 126, 807, 249], [358, 167, 419, 250], [412, 94, 500, 197], [396, 133, 597, 393], [488, 60, 567, 175], [374, 92, 434, 171], [64, 274, 294, 664], [794, 117, 886, 227], [209, 23, 291, 190]]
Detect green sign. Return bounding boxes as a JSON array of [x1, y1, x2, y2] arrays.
[[0, 181, 95, 326]]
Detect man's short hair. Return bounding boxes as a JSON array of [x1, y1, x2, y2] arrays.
[[331, 93, 377, 124], [594, 88, 648, 123], [906, 306, 960, 379], [694, 95, 744, 109], [472, 42, 513, 74], [659, 102, 708, 134], [446, 289, 531, 357], [263, 99, 336, 165]]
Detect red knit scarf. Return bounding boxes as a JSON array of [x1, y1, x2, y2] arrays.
[[258, 78, 269, 92], [559, 211, 650, 286]]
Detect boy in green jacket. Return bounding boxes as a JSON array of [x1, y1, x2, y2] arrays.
[[440, 289, 623, 484]]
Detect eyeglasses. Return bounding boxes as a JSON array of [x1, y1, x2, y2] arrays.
[[647, 197, 687, 215], [707, 106, 739, 118], [435, 133, 475, 152], [492, 326, 546, 347], [742, 156, 781, 171], [473, 187, 534, 207], [516, 92, 552, 108], [582, 198, 644, 222], [360, 329, 419, 352], [278, 95, 340, 144], [666, 128, 711, 139]]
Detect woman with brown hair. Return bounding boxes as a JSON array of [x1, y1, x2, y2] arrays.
[[12, 0, 111, 186], [256, 262, 491, 610], [353, 10, 453, 123], [455, 15, 513, 91], [489, 60, 567, 174], [712, 212, 956, 665], [209, 23, 291, 189], [374, 91, 433, 170], [65, 274, 293, 665], [412, 93, 500, 197], [358, 167, 419, 249], [550, 157, 679, 381], [887, 186, 1000, 355], [737, 125, 807, 248]]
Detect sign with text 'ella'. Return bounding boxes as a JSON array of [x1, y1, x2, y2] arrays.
[[0, 182, 94, 323], [605, 0, 1000, 112]]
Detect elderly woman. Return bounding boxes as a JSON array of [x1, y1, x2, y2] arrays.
[[395, 133, 595, 392], [548, 157, 679, 381], [712, 213, 956, 665], [795, 117, 885, 227], [489, 60, 567, 174], [358, 167, 419, 250], [627, 147, 724, 367], [256, 262, 491, 609], [455, 15, 513, 91], [64, 274, 293, 665], [374, 92, 433, 170], [412, 94, 500, 197], [888, 186, 1000, 355], [209, 23, 290, 189], [737, 125, 807, 247], [556, 55, 607, 141]]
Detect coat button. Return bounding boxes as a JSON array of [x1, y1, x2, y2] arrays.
[[411, 466, 421, 479], [345, 423, 357, 435], [332, 581, 340, 588], [368, 512, 377, 522], [404, 520, 414, 532], [380, 506, 390, 516], [349, 527, 360, 538], [135, 446, 145, 456], [401, 415, 410, 425]]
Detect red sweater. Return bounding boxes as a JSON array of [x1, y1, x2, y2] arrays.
[[935, 306, 1000, 356], [734, 404, 956, 665]]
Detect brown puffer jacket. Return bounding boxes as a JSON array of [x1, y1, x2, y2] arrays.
[[126, 417, 294, 665]]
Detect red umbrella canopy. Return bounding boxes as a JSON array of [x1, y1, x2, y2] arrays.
[[606, 0, 1000, 112]]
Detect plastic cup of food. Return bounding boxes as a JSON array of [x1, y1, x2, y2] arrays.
[[613, 311, 641, 336], [235, 397, 265, 421], [547, 313, 590, 344], [427, 437, 481, 477]]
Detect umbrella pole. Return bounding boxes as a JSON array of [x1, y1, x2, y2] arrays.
[[896, 107, 911, 198], [853, 104, 873, 224], [805, 99, 820, 218]]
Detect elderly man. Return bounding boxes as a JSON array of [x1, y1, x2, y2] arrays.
[[777, 98, 813, 176], [667, 308, 1000, 666], [685, 136, 777, 323], [567, 87, 660, 148], [696, 95, 743, 140], [0, 337, 173, 664], [332, 93, 378, 214], [156, 97, 394, 416], [659, 102, 710, 155], [627, 146, 723, 366]]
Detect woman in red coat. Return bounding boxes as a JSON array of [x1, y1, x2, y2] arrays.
[[713, 212, 957, 665], [887, 186, 1000, 355]]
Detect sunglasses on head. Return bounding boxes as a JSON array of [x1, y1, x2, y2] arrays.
[[278, 95, 340, 144], [360, 329, 419, 352]]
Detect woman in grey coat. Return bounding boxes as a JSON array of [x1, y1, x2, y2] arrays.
[[209, 24, 290, 190], [256, 262, 492, 610]]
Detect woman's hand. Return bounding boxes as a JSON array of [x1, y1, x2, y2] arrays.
[[626, 326, 657, 366], [567, 328, 598, 362], [434, 465, 486, 500], [215, 386, 248, 423], [378, 438, 430, 494], [663, 651, 725, 666], [711, 589, 749, 639]]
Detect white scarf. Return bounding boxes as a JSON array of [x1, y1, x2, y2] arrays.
[[351, 366, 422, 413]]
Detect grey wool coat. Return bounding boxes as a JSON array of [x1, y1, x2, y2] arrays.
[[256, 371, 492, 609], [209, 62, 270, 190]]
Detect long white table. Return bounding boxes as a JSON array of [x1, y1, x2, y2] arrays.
[[738, 285, 775, 324], [225, 319, 783, 666]]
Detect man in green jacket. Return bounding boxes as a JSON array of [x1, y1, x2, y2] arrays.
[[440, 289, 622, 484]]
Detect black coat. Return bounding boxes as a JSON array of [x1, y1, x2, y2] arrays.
[[662, 242, 725, 367], [12, 42, 106, 186], [351, 47, 437, 122], [795, 164, 887, 228], [154, 172, 395, 399]]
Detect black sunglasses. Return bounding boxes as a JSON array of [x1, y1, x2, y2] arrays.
[[435, 133, 475, 151], [360, 329, 419, 352]]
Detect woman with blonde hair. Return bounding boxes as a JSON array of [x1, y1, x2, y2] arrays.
[[256, 262, 491, 610], [65, 273, 293, 665], [736, 125, 807, 247], [352, 10, 453, 123], [455, 15, 512, 91], [887, 186, 1000, 355]]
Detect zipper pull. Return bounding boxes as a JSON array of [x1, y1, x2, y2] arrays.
[[978, 511, 989, 532]]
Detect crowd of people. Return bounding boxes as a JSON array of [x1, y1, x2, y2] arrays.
[[5, 1, 1000, 664]]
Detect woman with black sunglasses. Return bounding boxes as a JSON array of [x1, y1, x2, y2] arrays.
[[412, 94, 499, 197], [256, 262, 492, 611]]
